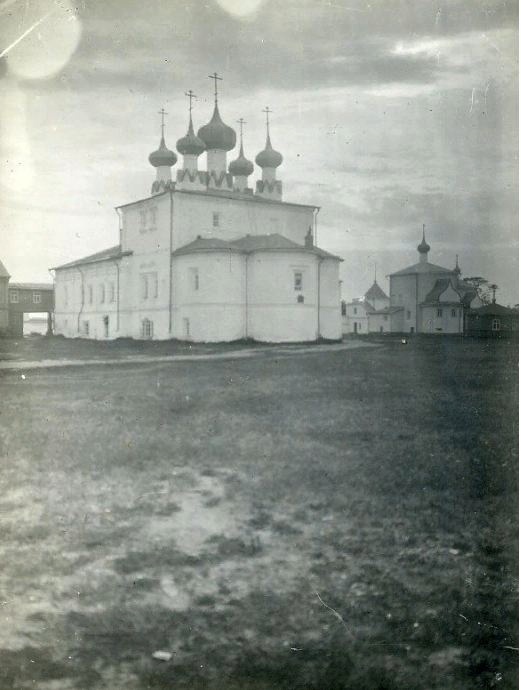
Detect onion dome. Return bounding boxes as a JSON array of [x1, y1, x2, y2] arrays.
[[229, 142, 254, 176], [149, 136, 177, 168], [417, 227, 430, 254], [197, 104, 236, 151], [255, 134, 283, 168], [176, 115, 206, 156]]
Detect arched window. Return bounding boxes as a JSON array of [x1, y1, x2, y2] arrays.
[[141, 318, 153, 339], [492, 319, 500, 331]]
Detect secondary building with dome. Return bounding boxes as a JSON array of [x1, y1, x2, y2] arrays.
[[51, 76, 342, 342]]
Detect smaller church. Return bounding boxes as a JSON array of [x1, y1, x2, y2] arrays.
[[51, 76, 342, 343], [343, 229, 482, 335]]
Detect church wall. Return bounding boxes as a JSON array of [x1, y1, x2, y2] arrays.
[[172, 252, 245, 342], [318, 259, 342, 340], [420, 305, 463, 334], [247, 252, 319, 342], [54, 262, 120, 339], [120, 194, 171, 255], [172, 192, 314, 249]]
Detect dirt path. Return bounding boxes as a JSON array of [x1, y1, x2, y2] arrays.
[[0, 340, 377, 371]]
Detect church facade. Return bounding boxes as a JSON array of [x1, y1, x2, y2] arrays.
[[52, 83, 342, 343]]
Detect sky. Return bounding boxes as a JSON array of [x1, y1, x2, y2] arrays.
[[0, 0, 518, 303]]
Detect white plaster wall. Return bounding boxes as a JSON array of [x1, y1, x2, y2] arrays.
[[247, 252, 319, 342], [172, 192, 314, 249], [368, 313, 391, 333], [319, 259, 342, 340], [172, 252, 245, 342], [54, 262, 120, 339], [421, 305, 463, 333], [120, 193, 171, 255]]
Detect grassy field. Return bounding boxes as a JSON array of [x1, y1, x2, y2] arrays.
[[0, 336, 517, 689]]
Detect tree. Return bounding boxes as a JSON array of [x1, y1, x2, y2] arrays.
[[462, 276, 496, 304]]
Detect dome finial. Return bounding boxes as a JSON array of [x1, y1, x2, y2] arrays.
[[177, 90, 206, 156], [262, 105, 272, 140], [149, 107, 177, 168], [256, 106, 283, 169], [454, 254, 461, 275], [417, 223, 430, 255], [229, 117, 254, 177], [208, 71, 223, 105]]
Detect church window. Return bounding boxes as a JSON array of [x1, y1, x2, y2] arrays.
[[190, 268, 199, 291], [109, 282, 115, 303], [212, 212, 220, 228], [437, 308, 443, 317], [492, 319, 500, 331], [141, 274, 148, 299], [297, 294, 304, 303], [9, 290, 19, 303], [149, 207, 157, 231], [151, 273, 158, 298], [99, 284, 105, 303], [183, 318, 190, 337], [294, 271, 303, 291], [88, 285, 93, 305], [451, 308, 457, 317], [82, 320, 90, 336], [139, 210, 147, 232], [141, 318, 153, 339], [353, 307, 357, 315], [406, 310, 411, 319], [33, 292, 41, 304], [384, 315, 388, 321]]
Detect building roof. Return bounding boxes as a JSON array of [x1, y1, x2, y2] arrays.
[[115, 188, 319, 211], [9, 282, 53, 291], [423, 278, 460, 304], [172, 233, 342, 260], [51, 245, 132, 271], [365, 280, 388, 300], [470, 303, 519, 316], [390, 261, 454, 277], [370, 306, 404, 315], [0, 259, 10, 278]]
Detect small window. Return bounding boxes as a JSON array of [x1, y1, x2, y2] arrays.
[[190, 268, 199, 291], [406, 310, 411, 319], [82, 320, 90, 336], [142, 318, 153, 339], [139, 210, 147, 232], [212, 212, 220, 228], [297, 294, 304, 303], [183, 317, 190, 338], [353, 307, 357, 315], [141, 274, 148, 300], [384, 315, 388, 322], [151, 273, 158, 298], [9, 290, 19, 303], [109, 282, 115, 303], [451, 308, 457, 317], [341, 303, 346, 316], [99, 284, 105, 303], [437, 308, 443, 317], [294, 271, 303, 291], [33, 292, 41, 304], [492, 319, 500, 331], [88, 285, 93, 305]]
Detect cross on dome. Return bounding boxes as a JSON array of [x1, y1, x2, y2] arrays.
[[208, 72, 223, 103]]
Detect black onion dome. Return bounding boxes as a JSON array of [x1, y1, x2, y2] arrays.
[[149, 137, 177, 167], [417, 235, 430, 254], [197, 104, 236, 152], [255, 134, 283, 168], [229, 143, 254, 176], [176, 116, 206, 156]]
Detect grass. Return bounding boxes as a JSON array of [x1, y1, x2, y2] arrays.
[[0, 336, 517, 689]]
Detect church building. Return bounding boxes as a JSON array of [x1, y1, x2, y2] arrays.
[[52, 77, 342, 343]]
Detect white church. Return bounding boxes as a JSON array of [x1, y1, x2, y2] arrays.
[[52, 77, 342, 343]]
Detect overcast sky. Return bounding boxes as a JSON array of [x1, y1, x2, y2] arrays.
[[0, 0, 518, 302]]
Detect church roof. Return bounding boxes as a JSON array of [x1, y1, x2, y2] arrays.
[[51, 245, 132, 271], [0, 259, 10, 278], [470, 303, 518, 316], [172, 233, 342, 260], [423, 278, 461, 304], [9, 282, 53, 291], [365, 281, 388, 300], [390, 261, 453, 277]]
